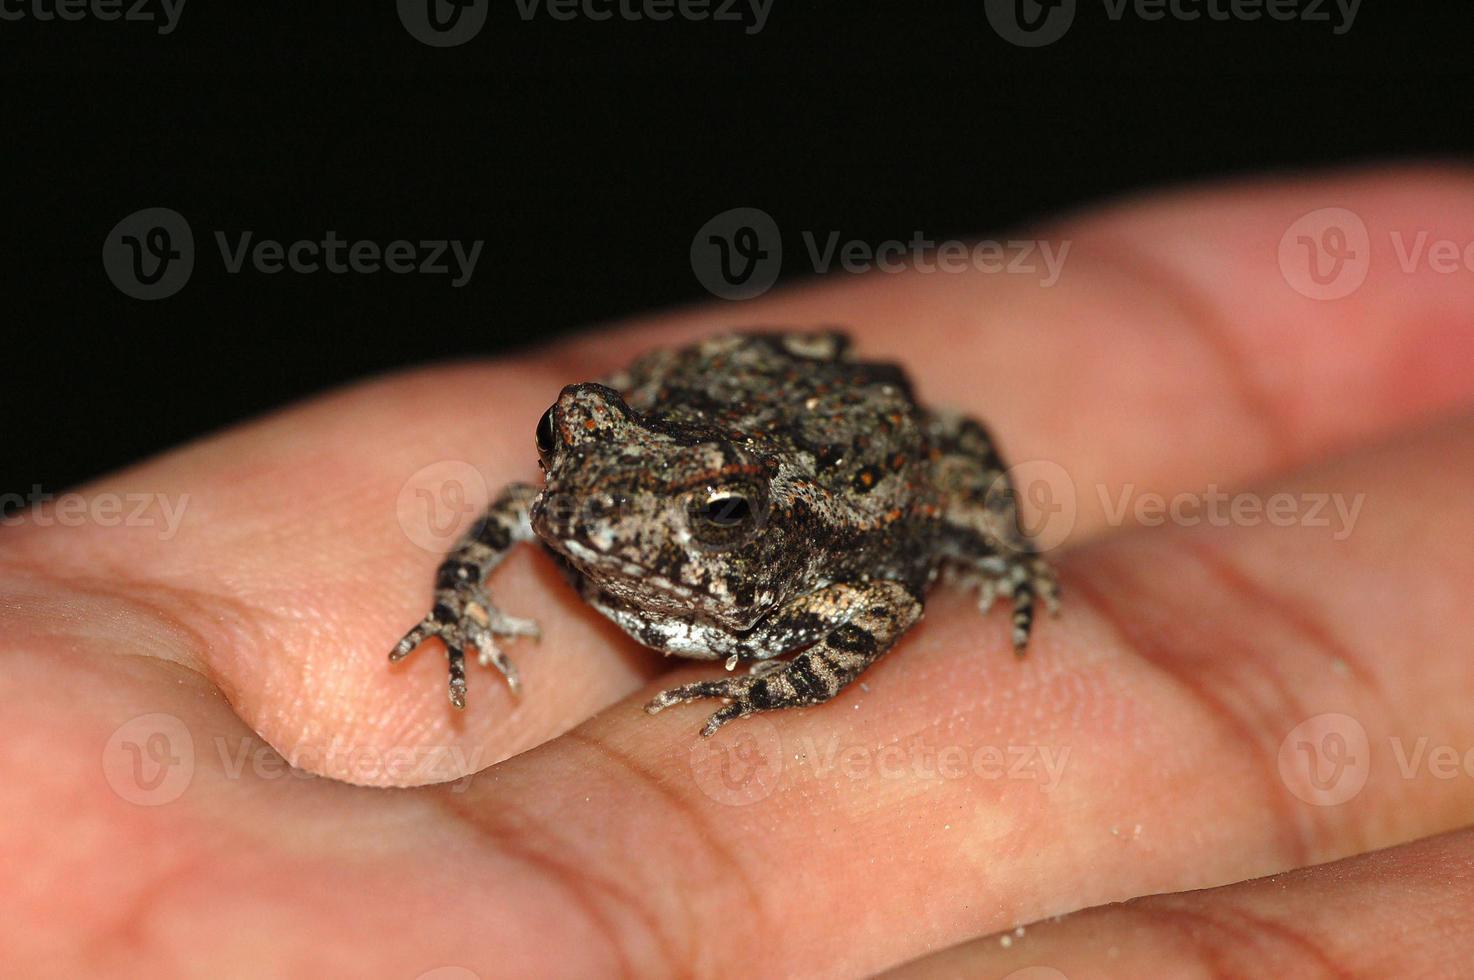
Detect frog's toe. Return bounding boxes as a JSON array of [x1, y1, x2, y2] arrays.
[[1034, 559, 1062, 615], [644, 677, 758, 737], [697, 701, 748, 737], [973, 575, 1000, 615], [469, 623, 522, 696], [390, 621, 433, 662], [486, 609, 541, 640], [644, 676, 751, 715]]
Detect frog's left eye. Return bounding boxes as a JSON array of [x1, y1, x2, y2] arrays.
[[535, 406, 558, 463], [688, 487, 763, 548]]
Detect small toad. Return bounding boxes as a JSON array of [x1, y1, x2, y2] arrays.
[[391, 331, 1058, 735]]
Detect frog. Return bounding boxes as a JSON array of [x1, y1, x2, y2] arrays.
[[389, 330, 1058, 736]]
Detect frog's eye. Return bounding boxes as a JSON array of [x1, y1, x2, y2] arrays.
[[698, 493, 753, 528], [688, 487, 763, 548], [535, 406, 558, 463]]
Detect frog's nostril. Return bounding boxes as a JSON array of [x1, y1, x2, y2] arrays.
[[584, 494, 617, 519], [533, 492, 576, 533]]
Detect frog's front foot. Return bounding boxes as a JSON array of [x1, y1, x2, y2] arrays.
[[390, 586, 539, 708], [646, 580, 923, 736]]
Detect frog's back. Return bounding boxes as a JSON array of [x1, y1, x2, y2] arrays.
[[615, 330, 920, 446]]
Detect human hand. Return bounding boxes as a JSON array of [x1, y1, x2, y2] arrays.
[[6, 166, 1474, 977]]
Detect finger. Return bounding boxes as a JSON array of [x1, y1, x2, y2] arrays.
[[883, 827, 1474, 978], [9, 166, 1474, 779], [7, 586, 1464, 978], [587, 163, 1474, 541], [437, 410, 1474, 975]]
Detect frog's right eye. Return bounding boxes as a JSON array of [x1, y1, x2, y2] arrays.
[[535, 405, 558, 464]]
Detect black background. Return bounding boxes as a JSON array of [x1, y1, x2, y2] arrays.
[[3, 1, 1472, 509]]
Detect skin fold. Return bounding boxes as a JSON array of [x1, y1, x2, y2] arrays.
[[5, 165, 1474, 977]]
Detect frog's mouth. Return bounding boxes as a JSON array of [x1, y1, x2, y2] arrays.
[[549, 536, 768, 632], [530, 485, 776, 631]]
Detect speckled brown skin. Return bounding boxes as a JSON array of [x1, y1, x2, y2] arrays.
[[391, 330, 1058, 735]]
